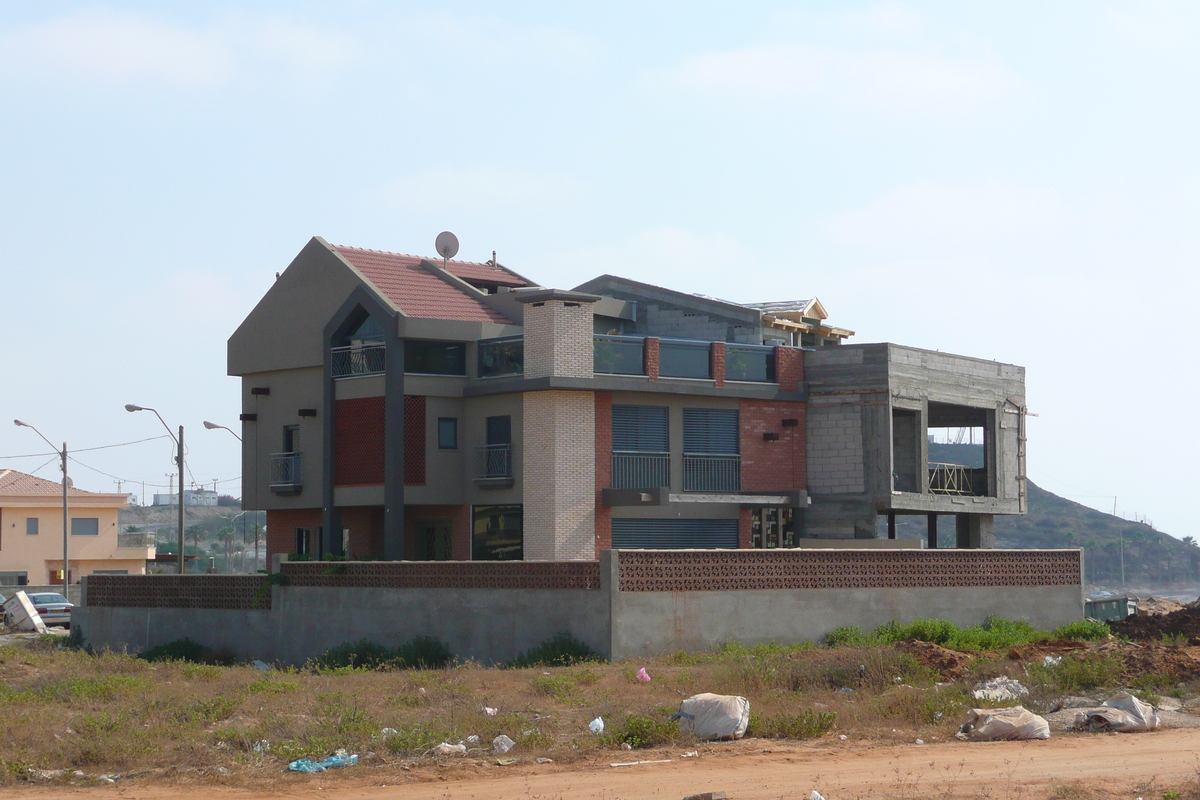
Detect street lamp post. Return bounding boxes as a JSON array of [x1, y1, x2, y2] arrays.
[[13, 420, 69, 589], [126, 405, 186, 576]]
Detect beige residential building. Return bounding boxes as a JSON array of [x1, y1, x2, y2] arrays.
[[0, 470, 150, 585]]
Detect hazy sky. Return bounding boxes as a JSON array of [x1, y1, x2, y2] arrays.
[[2, 2, 1196, 537]]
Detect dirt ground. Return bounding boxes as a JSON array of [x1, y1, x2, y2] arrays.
[[8, 728, 1200, 800]]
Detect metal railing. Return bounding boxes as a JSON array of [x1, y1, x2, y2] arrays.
[[271, 452, 303, 488], [928, 462, 973, 495], [475, 444, 513, 479], [116, 532, 156, 550], [331, 343, 385, 377], [683, 454, 741, 492], [612, 451, 670, 489]]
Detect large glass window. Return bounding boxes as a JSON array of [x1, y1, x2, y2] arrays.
[[659, 339, 711, 379], [404, 340, 467, 375], [725, 344, 776, 382], [472, 504, 523, 560], [478, 336, 523, 377], [71, 518, 99, 536], [437, 418, 458, 450], [594, 335, 645, 375]]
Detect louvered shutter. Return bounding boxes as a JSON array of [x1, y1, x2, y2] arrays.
[[611, 518, 739, 549], [612, 405, 669, 451], [682, 408, 739, 454]]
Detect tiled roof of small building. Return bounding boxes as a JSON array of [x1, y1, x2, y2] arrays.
[[0, 469, 92, 495], [332, 246, 530, 324]]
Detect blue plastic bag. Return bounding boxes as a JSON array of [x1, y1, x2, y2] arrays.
[[287, 754, 358, 773]]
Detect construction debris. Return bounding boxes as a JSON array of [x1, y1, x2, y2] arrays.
[[1073, 692, 1160, 733], [673, 693, 750, 741], [956, 706, 1050, 741]]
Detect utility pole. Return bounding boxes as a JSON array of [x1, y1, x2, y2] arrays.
[[114, 479, 124, 494], [1120, 536, 1125, 587]]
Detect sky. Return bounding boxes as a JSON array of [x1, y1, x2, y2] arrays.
[[1, 2, 1196, 537]]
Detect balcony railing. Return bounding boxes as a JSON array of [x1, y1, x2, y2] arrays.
[[725, 343, 776, 382], [271, 452, 303, 493], [117, 532, 156, 550], [683, 454, 741, 492], [612, 451, 670, 489], [478, 336, 524, 377], [594, 335, 646, 375], [475, 444, 513, 480], [331, 343, 385, 378], [928, 462, 972, 495]]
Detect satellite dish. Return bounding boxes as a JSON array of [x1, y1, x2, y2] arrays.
[[64, 477, 74, 489], [435, 231, 459, 262]]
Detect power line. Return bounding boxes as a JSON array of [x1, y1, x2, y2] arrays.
[[67, 455, 240, 490], [0, 434, 173, 460]]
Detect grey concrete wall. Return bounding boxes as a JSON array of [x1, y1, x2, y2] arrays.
[[73, 585, 609, 666], [610, 584, 1082, 660], [240, 366, 325, 510]]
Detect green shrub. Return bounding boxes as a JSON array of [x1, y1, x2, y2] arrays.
[[393, 635, 453, 669], [604, 714, 679, 749], [1053, 619, 1110, 641], [1028, 654, 1123, 691], [749, 710, 836, 739], [312, 636, 453, 671], [825, 626, 872, 647], [510, 632, 601, 668], [140, 638, 207, 664]]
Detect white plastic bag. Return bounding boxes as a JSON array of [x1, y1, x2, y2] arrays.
[[956, 706, 1050, 741], [674, 693, 750, 741], [492, 734, 515, 754], [589, 717, 604, 734], [1074, 692, 1159, 732], [430, 742, 466, 756]]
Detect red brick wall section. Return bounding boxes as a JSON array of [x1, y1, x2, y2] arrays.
[[711, 342, 726, 388], [335, 397, 385, 486], [265, 508, 322, 562], [738, 508, 752, 548], [403, 505, 470, 560], [775, 346, 804, 393], [451, 504, 472, 561], [594, 392, 613, 556], [404, 395, 426, 485], [644, 338, 660, 381], [739, 399, 806, 492], [338, 507, 378, 559]]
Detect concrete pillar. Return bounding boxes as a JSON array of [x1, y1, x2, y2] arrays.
[[887, 512, 896, 540], [955, 514, 994, 549], [927, 513, 938, 549]]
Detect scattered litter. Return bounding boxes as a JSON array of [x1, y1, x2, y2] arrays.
[[536, 757, 554, 764], [417, 687, 426, 695], [253, 740, 271, 754], [464, 735, 481, 745], [483, 706, 499, 716], [429, 743, 467, 756], [287, 753, 359, 772], [377, 728, 398, 739], [610, 759, 674, 767], [683, 792, 726, 800], [98, 774, 121, 782], [956, 706, 1050, 741], [681, 750, 700, 758], [636, 667, 651, 682], [620, 742, 633, 750], [214, 768, 229, 776], [839, 687, 854, 693], [589, 717, 605, 734], [496, 758, 517, 766], [838, 734, 848, 741], [492, 734, 516, 754], [1073, 692, 1160, 733], [809, 792, 826, 800], [252, 660, 272, 671], [523, 728, 537, 736], [673, 693, 750, 741], [972, 676, 1030, 702], [1042, 655, 1062, 667], [915, 739, 925, 745]]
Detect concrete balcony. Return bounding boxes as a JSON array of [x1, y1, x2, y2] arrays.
[[270, 452, 303, 495]]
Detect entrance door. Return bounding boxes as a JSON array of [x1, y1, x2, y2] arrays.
[[417, 519, 452, 561], [750, 508, 796, 548]]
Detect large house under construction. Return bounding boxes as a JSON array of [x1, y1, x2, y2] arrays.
[[227, 237, 1028, 563]]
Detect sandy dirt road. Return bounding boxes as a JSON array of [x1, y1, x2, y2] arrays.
[[11, 729, 1200, 800]]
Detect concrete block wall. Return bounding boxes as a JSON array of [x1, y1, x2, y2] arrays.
[[522, 300, 595, 379], [522, 390, 596, 560], [806, 403, 866, 494]]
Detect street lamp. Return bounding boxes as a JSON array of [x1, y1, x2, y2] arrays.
[[13, 420, 69, 589], [203, 420, 242, 442], [126, 404, 186, 575]]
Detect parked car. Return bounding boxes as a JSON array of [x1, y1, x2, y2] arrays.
[[26, 593, 73, 627]]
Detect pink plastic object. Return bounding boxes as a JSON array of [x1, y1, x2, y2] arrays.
[[636, 668, 651, 683]]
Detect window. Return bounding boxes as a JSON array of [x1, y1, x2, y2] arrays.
[[26, 518, 39, 535], [71, 518, 99, 536], [404, 340, 467, 375], [295, 528, 310, 557], [472, 505, 523, 561], [438, 417, 458, 450], [659, 339, 711, 379], [283, 424, 300, 453], [682, 408, 740, 491], [478, 336, 523, 377], [486, 415, 512, 446], [612, 405, 670, 489]]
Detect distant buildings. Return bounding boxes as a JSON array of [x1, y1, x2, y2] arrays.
[[152, 488, 219, 507]]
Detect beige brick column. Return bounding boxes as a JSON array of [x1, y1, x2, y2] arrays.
[[517, 290, 600, 560]]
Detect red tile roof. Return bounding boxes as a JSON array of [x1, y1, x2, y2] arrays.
[[0, 469, 92, 495], [332, 245, 531, 324]]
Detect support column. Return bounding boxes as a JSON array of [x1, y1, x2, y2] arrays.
[[887, 512, 896, 540], [955, 514, 994, 549], [927, 513, 938, 549]]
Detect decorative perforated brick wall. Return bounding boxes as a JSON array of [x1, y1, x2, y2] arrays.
[[86, 575, 273, 609], [594, 391, 613, 556], [617, 549, 1081, 592], [740, 399, 806, 492], [335, 396, 385, 486], [280, 560, 601, 589], [404, 395, 426, 485], [775, 346, 804, 393]]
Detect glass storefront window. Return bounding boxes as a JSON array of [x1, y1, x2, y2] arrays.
[[472, 504, 523, 560]]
